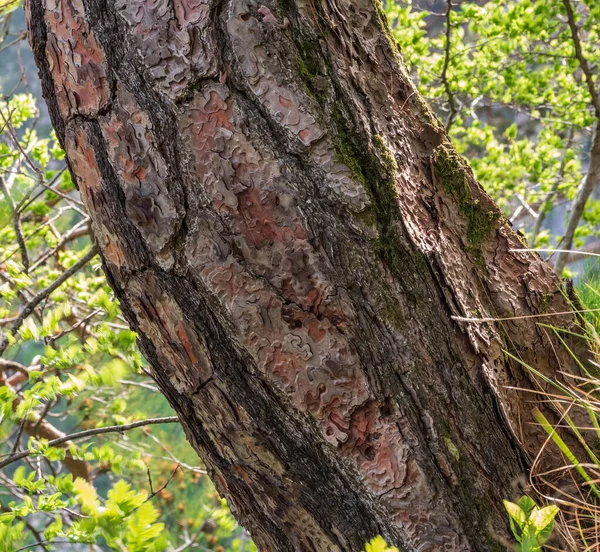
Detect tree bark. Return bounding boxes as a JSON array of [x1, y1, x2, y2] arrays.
[[554, 123, 600, 274], [26, 0, 586, 549]]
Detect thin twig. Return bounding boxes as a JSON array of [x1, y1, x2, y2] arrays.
[[0, 416, 179, 471], [0, 175, 29, 271], [29, 220, 90, 273], [119, 379, 159, 392], [0, 109, 44, 179], [452, 307, 600, 323], [142, 430, 206, 473], [0, 358, 29, 377], [531, 127, 574, 243], [14, 540, 70, 552], [0, 32, 26, 55], [0, 205, 85, 266], [441, 0, 458, 130], [172, 524, 207, 552], [562, 0, 600, 117], [0, 245, 99, 356], [47, 307, 101, 344], [145, 465, 180, 503], [555, 0, 600, 273]]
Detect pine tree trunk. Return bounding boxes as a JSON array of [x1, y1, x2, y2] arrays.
[[26, 0, 585, 549]]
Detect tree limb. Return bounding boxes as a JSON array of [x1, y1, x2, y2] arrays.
[[0, 416, 179, 471], [530, 127, 573, 244], [555, 125, 600, 274], [555, 0, 600, 273], [562, 0, 600, 118], [0, 244, 99, 356], [441, 0, 458, 130], [0, 175, 29, 271]]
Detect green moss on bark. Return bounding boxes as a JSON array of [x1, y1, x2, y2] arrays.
[[372, 0, 402, 58], [295, 38, 326, 94], [373, 135, 398, 174], [281, 8, 512, 545], [433, 145, 500, 263], [329, 105, 428, 319], [275, 0, 295, 18], [538, 293, 553, 313]]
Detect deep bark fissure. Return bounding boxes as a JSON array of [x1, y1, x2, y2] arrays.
[[134, 279, 394, 551]]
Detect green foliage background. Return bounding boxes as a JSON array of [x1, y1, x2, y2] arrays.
[[386, 0, 600, 265]]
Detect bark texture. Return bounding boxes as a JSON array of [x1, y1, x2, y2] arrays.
[[27, 0, 585, 550]]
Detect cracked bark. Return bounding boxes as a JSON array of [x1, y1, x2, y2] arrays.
[[26, 0, 588, 550]]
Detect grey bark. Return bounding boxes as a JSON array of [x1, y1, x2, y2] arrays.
[[555, 0, 600, 274], [530, 127, 572, 245], [26, 0, 586, 550], [554, 124, 600, 274]]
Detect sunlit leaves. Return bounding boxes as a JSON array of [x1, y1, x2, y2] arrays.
[[0, 521, 25, 552], [0, 94, 37, 129], [504, 496, 559, 551], [364, 535, 400, 552], [387, 0, 599, 248]]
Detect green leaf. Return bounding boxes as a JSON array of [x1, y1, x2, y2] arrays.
[[519, 523, 542, 552], [364, 536, 399, 552], [74, 478, 99, 516], [44, 515, 64, 541], [529, 505, 559, 531], [503, 500, 527, 527], [517, 496, 537, 518]]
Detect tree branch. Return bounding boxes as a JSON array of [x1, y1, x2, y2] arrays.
[[554, 124, 600, 274], [530, 127, 574, 244], [554, 0, 600, 274], [29, 220, 91, 273], [0, 245, 99, 356], [441, 0, 458, 130], [145, 464, 180, 504], [0, 358, 29, 378], [0, 416, 179, 471], [562, 0, 600, 118], [0, 175, 29, 272]]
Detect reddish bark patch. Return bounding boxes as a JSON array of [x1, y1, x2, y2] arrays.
[[100, 85, 181, 253], [65, 127, 126, 270], [180, 85, 371, 445], [128, 272, 213, 393], [114, 0, 215, 97], [43, 0, 109, 118]]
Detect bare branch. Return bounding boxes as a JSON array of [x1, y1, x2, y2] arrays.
[[0, 358, 29, 378], [145, 464, 180, 504], [47, 306, 101, 344], [555, 125, 600, 274], [0, 109, 44, 179], [0, 245, 99, 356], [530, 127, 574, 244], [0, 416, 180, 471], [562, 0, 600, 117], [0, 175, 29, 271], [441, 0, 458, 130], [555, 0, 600, 273], [29, 221, 91, 273]]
